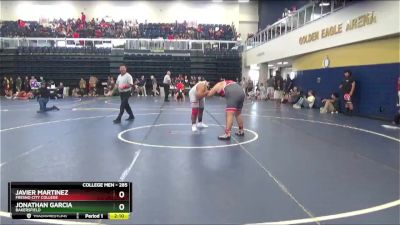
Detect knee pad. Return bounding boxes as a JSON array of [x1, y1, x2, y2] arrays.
[[192, 108, 199, 117]]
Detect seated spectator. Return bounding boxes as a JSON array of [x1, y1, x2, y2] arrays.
[[104, 86, 118, 97], [189, 76, 197, 87], [72, 87, 81, 97], [281, 86, 300, 104], [289, 87, 301, 103], [258, 83, 267, 100], [88, 75, 98, 96], [175, 80, 185, 102], [293, 90, 316, 109], [1, 18, 237, 40], [137, 75, 146, 96], [13, 91, 34, 100], [104, 76, 116, 95], [320, 93, 340, 114], [132, 78, 140, 96], [247, 88, 257, 100]]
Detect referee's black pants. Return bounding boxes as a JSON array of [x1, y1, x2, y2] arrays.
[[117, 91, 134, 120], [164, 84, 170, 101]]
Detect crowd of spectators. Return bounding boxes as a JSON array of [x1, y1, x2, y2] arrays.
[[2, 71, 400, 126], [1, 75, 64, 100], [103, 73, 208, 99], [0, 71, 215, 102], [0, 13, 237, 40], [242, 70, 358, 116]]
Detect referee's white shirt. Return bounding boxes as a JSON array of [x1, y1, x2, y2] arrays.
[[163, 74, 171, 85], [116, 73, 133, 92]]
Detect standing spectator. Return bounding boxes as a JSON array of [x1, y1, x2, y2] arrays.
[[397, 76, 400, 107], [150, 75, 159, 96], [266, 77, 275, 100], [393, 110, 400, 125], [3, 76, 12, 99], [37, 82, 59, 113], [23, 76, 30, 92], [79, 77, 86, 96], [392, 76, 400, 125], [163, 71, 172, 102], [339, 70, 356, 115], [81, 12, 86, 26], [274, 73, 284, 100], [8, 76, 14, 93], [113, 64, 134, 123], [0, 77, 3, 96], [57, 82, 64, 99], [15, 76, 22, 92], [285, 76, 293, 93]]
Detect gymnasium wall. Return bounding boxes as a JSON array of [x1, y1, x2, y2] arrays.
[[245, 0, 400, 65], [0, 0, 259, 40], [292, 36, 400, 120]]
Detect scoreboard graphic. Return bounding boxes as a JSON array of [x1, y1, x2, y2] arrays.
[[8, 182, 132, 220]]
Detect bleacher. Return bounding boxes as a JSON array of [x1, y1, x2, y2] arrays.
[[0, 46, 241, 88], [0, 47, 111, 87], [16, 46, 111, 55], [123, 54, 191, 78]]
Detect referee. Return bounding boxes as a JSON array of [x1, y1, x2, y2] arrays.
[[113, 64, 135, 123], [163, 71, 171, 102]]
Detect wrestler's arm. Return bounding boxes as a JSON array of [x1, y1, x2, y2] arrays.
[[207, 82, 221, 97]]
